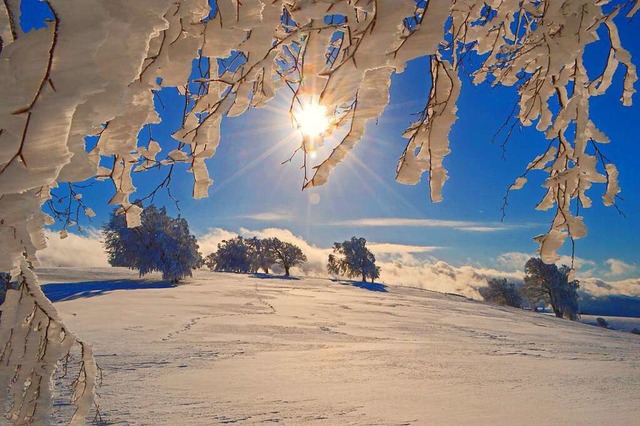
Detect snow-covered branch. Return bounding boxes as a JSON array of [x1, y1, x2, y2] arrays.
[[1, 0, 638, 422]]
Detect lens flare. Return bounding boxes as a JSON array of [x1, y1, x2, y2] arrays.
[[296, 103, 329, 137]]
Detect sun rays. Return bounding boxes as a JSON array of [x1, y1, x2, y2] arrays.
[[295, 102, 330, 138]]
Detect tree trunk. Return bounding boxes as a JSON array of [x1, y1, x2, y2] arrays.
[[362, 271, 366, 282], [552, 305, 563, 318], [284, 266, 290, 276]]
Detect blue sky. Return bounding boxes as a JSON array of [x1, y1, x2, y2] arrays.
[[30, 2, 640, 279]]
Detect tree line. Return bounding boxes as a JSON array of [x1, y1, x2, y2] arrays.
[[103, 206, 580, 320], [204, 236, 306, 276], [102, 205, 382, 282]]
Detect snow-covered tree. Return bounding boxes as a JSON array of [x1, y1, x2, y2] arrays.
[[206, 236, 306, 276], [521, 258, 580, 320], [1, 0, 638, 421], [246, 237, 277, 274], [265, 238, 307, 277], [103, 205, 201, 283], [479, 278, 522, 308], [328, 237, 380, 283], [205, 236, 252, 273]]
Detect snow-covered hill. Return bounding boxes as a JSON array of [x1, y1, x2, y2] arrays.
[[38, 267, 640, 425]]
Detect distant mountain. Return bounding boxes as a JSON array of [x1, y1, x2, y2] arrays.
[[579, 293, 640, 317]]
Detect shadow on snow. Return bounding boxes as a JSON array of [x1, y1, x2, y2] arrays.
[[250, 273, 300, 281], [41, 280, 176, 302], [332, 279, 388, 293]]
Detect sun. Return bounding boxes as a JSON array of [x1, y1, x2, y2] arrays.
[[295, 102, 330, 137]]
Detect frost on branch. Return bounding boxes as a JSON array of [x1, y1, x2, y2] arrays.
[[0, 0, 638, 421], [0, 260, 96, 424], [396, 56, 460, 202], [305, 67, 394, 188], [445, 0, 638, 263]]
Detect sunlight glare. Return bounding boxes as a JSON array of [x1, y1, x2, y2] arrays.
[[296, 103, 329, 137]]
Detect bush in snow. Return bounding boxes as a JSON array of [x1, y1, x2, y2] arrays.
[[327, 237, 380, 283], [521, 258, 580, 320], [103, 205, 201, 283], [479, 278, 522, 308], [630, 328, 640, 335]]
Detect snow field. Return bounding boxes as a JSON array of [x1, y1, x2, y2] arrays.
[[39, 267, 640, 425]]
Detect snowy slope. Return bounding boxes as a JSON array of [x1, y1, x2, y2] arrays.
[[37, 268, 640, 425]]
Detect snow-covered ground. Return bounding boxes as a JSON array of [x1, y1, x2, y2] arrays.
[[38, 267, 640, 425]]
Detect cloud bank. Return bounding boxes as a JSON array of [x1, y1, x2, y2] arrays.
[[579, 277, 640, 298], [38, 230, 109, 267], [605, 259, 637, 278], [197, 228, 239, 257]]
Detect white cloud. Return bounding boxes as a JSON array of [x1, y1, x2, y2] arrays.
[[368, 243, 441, 269], [605, 258, 636, 277], [38, 230, 109, 267], [556, 255, 597, 272], [331, 217, 477, 228], [496, 252, 532, 271], [329, 217, 530, 232], [496, 251, 597, 275], [241, 211, 293, 221], [367, 243, 440, 255], [197, 228, 239, 256], [580, 277, 640, 298], [376, 260, 523, 299], [461, 226, 508, 233]]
